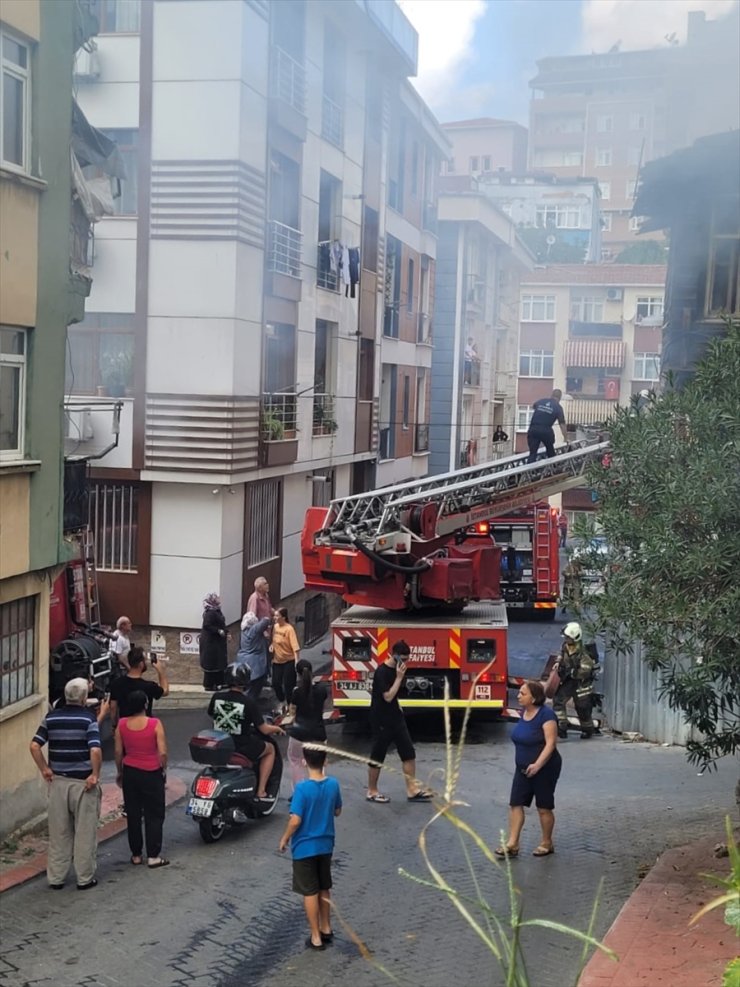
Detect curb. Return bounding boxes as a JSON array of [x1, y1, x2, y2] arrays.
[[0, 776, 187, 894]]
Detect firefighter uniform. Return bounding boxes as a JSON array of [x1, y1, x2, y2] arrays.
[[553, 639, 597, 737]]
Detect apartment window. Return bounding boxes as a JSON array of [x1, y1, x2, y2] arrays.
[[388, 116, 406, 212], [706, 197, 740, 316], [600, 182, 611, 201], [361, 205, 379, 273], [536, 205, 581, 229], [521, 294, 556, 322], [532, 149, 582, 168], [634, 352, 661, 380], [0, 596, 36, 709], [248, 479, 281, 566], [383, 235, 401, 337], [101, 129, 138, 215], [636, 296, 664, 321], [470, 155, 479, 172], [65, 330, 134, 396], [570, 297, 604, 323], [595, 147, 612, 167], [402, 374, 410, 429], [89, 483, 139, 571], [98, 0, 141, 33], [630, 112, 647, 131], [358, 339, 374, 400], [628, 146, 642, 167], [1, 30, 30, 171], [629, 216, 642, 232], [482, 155, 491, 171], [519, 349, 554, 377], [626, 180, 637, 199], [516, 404, 534, 432], [596, 114, 613, 133], [602, 213, 612, 232], [322, 23, 345, 147], [0, 327, 26, 460]]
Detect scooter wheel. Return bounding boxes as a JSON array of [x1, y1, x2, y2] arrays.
[[199, 813, 226, 843]]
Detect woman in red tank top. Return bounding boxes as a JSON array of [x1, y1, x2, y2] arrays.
[[114, 690, 169, 867]]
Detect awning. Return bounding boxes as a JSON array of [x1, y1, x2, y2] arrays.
[[566, 399, 618, 426], [564, 339, 625, 368], [71, 100, 126, 179]]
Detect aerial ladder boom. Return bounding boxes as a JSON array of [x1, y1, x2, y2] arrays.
[[302, 439, 609, 611]]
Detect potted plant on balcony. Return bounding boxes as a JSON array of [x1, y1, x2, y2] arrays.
[[100, 349, 132, 398], [313, 402, 338, 435], [262, 409, 285, 441]]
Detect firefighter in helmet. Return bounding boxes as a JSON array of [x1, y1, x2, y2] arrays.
[[552, 622, 598, 739]]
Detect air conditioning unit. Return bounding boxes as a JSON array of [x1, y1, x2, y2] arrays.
[[65, 408, 94, 442], [74, 45, 100, 81], [606, 288, 623, 301]]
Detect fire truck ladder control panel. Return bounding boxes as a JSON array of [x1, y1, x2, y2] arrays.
[[318, 440, 609, 551]]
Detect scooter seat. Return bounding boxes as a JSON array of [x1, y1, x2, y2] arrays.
[[227, 752, 254, 768]]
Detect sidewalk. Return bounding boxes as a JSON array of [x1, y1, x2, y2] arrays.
[[579, 832, 738, 987], [0, 774, 187, 894]]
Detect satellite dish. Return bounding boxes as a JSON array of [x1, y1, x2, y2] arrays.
[[546, 235, 556, 245]]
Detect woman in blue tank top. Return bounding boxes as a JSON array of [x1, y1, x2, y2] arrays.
[[495, 679, 562, 858]]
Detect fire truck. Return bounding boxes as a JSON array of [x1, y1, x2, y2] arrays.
[[490, 503, 560, 619], [301, 440, 608, 716]]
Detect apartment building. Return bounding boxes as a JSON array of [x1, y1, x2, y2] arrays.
[[528, 8, 740, 258], [428, 178, 533, 474], [441, 118, 528, 176], [70, 0, 445, 672], [0, 0, 99, 835], [515, 264, 666, 515]]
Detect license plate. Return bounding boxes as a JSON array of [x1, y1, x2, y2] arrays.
[[336, 680, 366, 691], [475, 685, 492, 699], [187, 797, 214, 818]]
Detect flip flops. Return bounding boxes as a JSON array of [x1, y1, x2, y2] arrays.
[[147, 858, 170, 869], [407, 791, 432, 802], [366, 793, 390, 803]]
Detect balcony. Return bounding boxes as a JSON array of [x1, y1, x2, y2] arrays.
[[357, 0, 418, 74], [268, 220, 302, 278], [493, 371, 511, 397], [322, 93, 344, 148], [414, 423, 429, 454], [317, 241, 339, 291], [270, 46, 306, 115], [564, 338, 625, 369], [569, 320, 623, 338], [464, 360, 481, 387], [261, 393, 298, 467], [312, 394, 338, 436]]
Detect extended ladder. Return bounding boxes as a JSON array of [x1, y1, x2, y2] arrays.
[[318, 440, 609, 549]]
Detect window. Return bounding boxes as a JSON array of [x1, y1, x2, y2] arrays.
[[383, 235, 402, 337], [602, 213, 612, 232], [361, 205, 378, 273], [482, 155, 491, 171], [570, 296, 604, 322], [65, 330, 134, 396], [0, 327, 26, 459], [536, 205, 581, 229], [633, 352, 660, 380], [98, 0, 141, 33], [519, 349, 554, 377], [627, 146, 642, 167], [626, 180, 637, 199], [402, 374, 410, 429], [0, 596, 36, 709], [636, 296, 664, 321], [406, 257, 415, 312], [596, 114, 613, 133], [321, 23, 345, 147], [101, 129, 138, 215], [516, 405, 534, 432], [630, 112, 647, 131], [470, 156, 479, 172], [600, 182, 611, 201], [521, 294, 556, 321], [705, 197, 740, 316], [247, 479, 281, 566], [1, 30, 30, 171], [532, 149, 582, 167], [89, 483, 139, 571], [358, 339, 374, 400], [410, 141, 418, 197], [629, 216, 642, 232], [595, 147, 612, 167]]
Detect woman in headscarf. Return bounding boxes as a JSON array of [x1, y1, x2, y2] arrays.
[[199, 592, 228, 691], [236, 609, 273, 702]]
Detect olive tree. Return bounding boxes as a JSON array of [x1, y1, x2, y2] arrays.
[[578, 319, 740, 769]]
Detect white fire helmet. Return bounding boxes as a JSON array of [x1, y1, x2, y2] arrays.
[[563, 622, 582, 642]]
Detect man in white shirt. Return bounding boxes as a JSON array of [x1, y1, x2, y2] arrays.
[[111, 616, 132, 670]]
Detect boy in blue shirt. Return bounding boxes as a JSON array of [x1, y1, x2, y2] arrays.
[[278, 746, 342, 950]]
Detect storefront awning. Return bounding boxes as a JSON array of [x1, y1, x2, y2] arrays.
[[564, 339, 625, 368]]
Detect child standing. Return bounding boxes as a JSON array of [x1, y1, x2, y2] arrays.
[[278, 746, 342, 951]]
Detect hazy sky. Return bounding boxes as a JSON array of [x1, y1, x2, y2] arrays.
[[399, 0, 740, 124]]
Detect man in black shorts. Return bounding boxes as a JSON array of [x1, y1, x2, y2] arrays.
[[526, 388, 566, 463], [366, 640, 431, 803], [208, 665, 284, 801]]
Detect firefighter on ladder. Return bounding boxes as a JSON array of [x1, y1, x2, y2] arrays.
[[552, 622, 598, 739]]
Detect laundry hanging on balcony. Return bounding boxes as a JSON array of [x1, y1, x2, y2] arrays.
[[322, 240, 361, 297]]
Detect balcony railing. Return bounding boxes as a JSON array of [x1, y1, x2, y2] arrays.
[[414, 422, 429, 453], [312, 394, 337, 436], [268, 220, 302, 278], [317, 241, 339, 291], [493, 371, 511, 396], [261, 392, 297, 440], [464, 360, 481, 387], [270, 46, 306, 115], [322, 93, 344, 147]]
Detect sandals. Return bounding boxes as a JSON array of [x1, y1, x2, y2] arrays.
[[320, 931, 334, 944], [366, 793, 390, 803], [532, 845, 555, 857], [494, 846, 519, 859], [407, 791, 432, 802], [147, 858, 170, 869], [130, 855, 142, 866]]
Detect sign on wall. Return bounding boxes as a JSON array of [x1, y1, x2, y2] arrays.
[[180, 632, 200, 655], [150, 630, 167, 653]]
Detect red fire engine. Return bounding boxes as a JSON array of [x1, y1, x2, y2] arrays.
[[490, 503, 560, 619], [301, 441, 607, 715]]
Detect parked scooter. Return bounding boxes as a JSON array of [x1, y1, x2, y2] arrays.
[[187, 730, 283, 843]]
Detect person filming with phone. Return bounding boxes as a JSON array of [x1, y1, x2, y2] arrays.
[[366, 640, 432, 804], [109, 646, 169, 726]]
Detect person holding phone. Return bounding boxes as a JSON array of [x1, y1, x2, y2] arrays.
[[109, 646, 169, 726], [366, 640, 431, 804]]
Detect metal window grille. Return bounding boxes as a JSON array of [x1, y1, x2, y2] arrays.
[[248, 479, 280, 566], [303, 594, 329, 647], [89, 483, 138, 572], [0, 596, 36, 708], [268, 220, 302, 278]]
